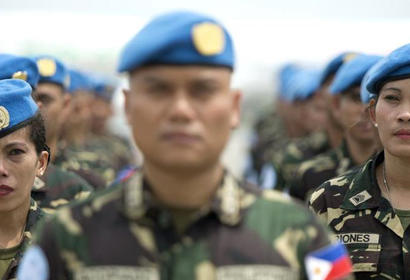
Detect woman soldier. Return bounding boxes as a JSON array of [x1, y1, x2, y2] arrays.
[[309, 43, 410, 278], [0, 79, 49, 279]]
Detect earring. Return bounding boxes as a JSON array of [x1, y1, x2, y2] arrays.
[[374, 123, 378, 127]]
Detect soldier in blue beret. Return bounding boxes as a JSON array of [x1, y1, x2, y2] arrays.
[[0, 79, 49, 280], [290, 54, 382, 201], [274, 52, 361, 192], [29, 55, 95, 211], [22, 10, 351, 280], [0, 54, 39, 89], [309, 43, 410, 278], [54, 68, 105, 185]]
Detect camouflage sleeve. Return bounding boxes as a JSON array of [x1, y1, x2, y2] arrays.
[[33, 207, 89, 280], [308, 182, 330, 225], [246, 191, 342, 279]]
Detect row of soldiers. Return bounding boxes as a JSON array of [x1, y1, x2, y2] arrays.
[[0, 53, 136, 213], [0, 8, 408, 280], [249, 52, 380, 199]]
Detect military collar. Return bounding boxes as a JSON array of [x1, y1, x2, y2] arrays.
[[18, 199, 45, 258], [31, 164, 57, 193], [121, 169, 243, 227], [341, 151, 385, 210]]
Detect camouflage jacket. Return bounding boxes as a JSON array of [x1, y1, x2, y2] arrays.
[[54, 134, 134, 186], [289, 140, 354, 201], [31, 163, 94, 213], [2, 200, 46, 280], [33, 170, 339, 280], [251, 111, 290, 173], [309, 151, 410, 279], [275, 131, 331, 191]]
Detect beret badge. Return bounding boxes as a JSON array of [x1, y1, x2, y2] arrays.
[[0, 106, 10, 130], [37, 58, 57, 77], [12, 71, 28, 81], [192, 22, 225, 56]]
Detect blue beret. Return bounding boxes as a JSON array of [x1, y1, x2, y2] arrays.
[[33, 55, 70, 90], [330, 54, 382, 95], [360, 70, 373, 104], [68, 69, 94, 94], [118, 11, 234, 72], [0, 54, 39, 89], [90, 75, 117, 101], [287, 68, 321, 101], [319, 52, 358, 85], [365, 43, 410, 94], [278, 64, 300, 101], [0, 79, 38, 136]]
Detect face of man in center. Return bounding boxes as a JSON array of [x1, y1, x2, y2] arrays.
[[124, 65, 241, 172]]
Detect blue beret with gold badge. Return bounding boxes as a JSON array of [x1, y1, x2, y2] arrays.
[[365, 43, 410, 94], [319, 52, 358, 85], [0, 79, 38, 136], [0, 54, 39, 89], [33, 55, 70, 90], [330, 54, 382, 95], [118, 11, 234, 72]]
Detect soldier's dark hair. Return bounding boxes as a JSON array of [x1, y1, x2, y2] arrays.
[[26, 112, 49, 156]]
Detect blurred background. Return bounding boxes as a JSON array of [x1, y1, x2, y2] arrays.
[[2, 0, 410, 175]]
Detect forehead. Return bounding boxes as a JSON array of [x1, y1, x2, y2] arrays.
[[381, 78, 410, 93], [129, 65, 232, 84], [35, 82, 64, 95], [0, 126, 31, 146]]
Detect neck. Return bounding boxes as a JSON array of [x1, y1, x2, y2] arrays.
[[345, 134, 376, 165], [0, 200, 29, 249], [384, 152, 410, 192], [144, 162, 224, 209], [47, 137, 58, 162], [378, 152, 410, 210], [325, 119, 344, 148]]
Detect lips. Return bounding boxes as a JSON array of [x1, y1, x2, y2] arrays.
[[394, 129, 410, 139], [0, 185, 13, 196], [161, 132, 200, 144]]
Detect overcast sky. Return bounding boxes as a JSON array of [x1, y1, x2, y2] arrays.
[[1, 0, 409, 90]]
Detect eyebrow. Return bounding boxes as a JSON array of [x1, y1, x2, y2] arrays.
[[4, 142, 28, 150], [381, 87, 401, 93]]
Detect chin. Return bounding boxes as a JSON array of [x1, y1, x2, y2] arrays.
[[387, 145, 410, 159]]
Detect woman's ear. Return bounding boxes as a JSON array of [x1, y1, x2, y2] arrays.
[[36, 151, 49, 177], [368, 99, 377, 127]]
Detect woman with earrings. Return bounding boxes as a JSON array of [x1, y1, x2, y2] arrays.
[[0, 79, 49, 279], [309, 43, 410, 279]]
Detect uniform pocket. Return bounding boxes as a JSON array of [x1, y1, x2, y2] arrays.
[[345, 243, 380, 273]]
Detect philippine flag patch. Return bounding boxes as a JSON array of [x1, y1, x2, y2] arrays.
[[305, 242, 352, 280]]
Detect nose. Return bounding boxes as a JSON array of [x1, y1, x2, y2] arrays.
[[0, 158, 9, 177], [397, 109, 410, 122], [168, 94, 195, 123]]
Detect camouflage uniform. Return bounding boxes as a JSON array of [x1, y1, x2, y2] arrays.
[[309, 152, 410, 279], [275, 131, 331, 191], [248, 111, 291, 189], [31, 163, 94, 213], [2, 200, 46, 280], [34, 170, 337, 279], [289, 140, 354, 201], [54, 134, 134, 186]]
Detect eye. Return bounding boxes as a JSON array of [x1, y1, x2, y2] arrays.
[[9, 149, 25, 156], [384, 94, 400, 102], [191, 84, 217, 99]]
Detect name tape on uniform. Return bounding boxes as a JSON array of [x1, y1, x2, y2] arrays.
[[216, 265, 299, 280], [336, 233, 380, 245], [74, 266, 159, 280]]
